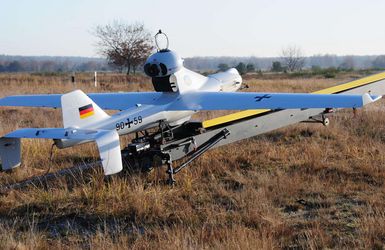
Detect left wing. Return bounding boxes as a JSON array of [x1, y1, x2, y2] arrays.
[[0, 92, 162, 110], [167, 92, 381, 111]]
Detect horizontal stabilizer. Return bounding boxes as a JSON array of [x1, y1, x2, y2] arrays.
[[4, 128, 106, 140], [2, 128, 122, 175], [166, 92, 381, 111]]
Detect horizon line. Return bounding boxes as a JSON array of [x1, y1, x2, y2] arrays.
[[1, 53, 384, 59]]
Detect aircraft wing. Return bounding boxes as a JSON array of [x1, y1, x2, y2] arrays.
[[0, 91, 380, 111], [3, 128, 122, 175], [167, 92, 381, 111], [0, 92, 162, 110]]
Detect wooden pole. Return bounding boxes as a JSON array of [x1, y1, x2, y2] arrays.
[[94, 71, 97, 87]]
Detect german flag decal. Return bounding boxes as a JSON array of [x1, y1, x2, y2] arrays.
[[79, 104, 94, 119]]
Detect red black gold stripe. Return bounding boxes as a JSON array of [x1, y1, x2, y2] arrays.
[[79, 104, 94, 119]]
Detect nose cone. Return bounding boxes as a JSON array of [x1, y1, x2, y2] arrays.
[[144, 50, 183, 77]]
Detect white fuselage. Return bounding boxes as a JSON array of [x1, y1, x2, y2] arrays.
[[56, 68, 242, 148]]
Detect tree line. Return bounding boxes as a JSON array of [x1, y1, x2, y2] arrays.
[[1, 54, 384, 74], [213, 55, 385, 74], [1, 21, 385, 74], [0, 56, 113, 73]]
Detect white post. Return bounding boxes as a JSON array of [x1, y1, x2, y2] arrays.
[[94, 71, 97, 87]]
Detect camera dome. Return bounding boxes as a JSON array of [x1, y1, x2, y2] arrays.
[[144, 50, 183, 78]]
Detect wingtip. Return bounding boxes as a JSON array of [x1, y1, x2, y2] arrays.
[[362, 93, 382, 106]]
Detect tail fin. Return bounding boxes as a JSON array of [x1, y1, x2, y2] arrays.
[[61, 90, 109, 128]]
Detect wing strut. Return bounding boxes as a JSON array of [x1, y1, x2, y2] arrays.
[[164, 128, 230, 185]]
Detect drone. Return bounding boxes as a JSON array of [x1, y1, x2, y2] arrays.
[[0, 31, 384, 184]]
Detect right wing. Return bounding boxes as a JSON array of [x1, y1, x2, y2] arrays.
[[166, 92, 381, 111], [0, 92, 162, 110]]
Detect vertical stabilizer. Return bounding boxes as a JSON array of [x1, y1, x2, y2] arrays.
[[61, 90, 109, 128]]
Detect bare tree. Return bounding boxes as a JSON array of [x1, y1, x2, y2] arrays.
[[94, 22, 154, 75], [281, 45, 305, 72]]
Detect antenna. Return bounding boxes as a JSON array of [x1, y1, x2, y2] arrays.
[[155, 29, 169, 51]]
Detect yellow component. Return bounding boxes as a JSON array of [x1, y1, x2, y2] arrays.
[[202, 109, 269, 128], [203, 71, 385, 128], [80, 111, 95, 119], [313, 71, 385, 94]]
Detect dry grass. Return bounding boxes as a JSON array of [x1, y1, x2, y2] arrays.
[[0, 72, 384, 249]]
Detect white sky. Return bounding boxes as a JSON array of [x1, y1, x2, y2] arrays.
[[1, 0, 384, 57]]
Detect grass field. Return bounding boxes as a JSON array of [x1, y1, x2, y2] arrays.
[[0, 72, 384, 249]]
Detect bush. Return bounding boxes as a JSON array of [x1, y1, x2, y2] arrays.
[[322, 67, 338, 78], [235, 62, 247, 75], [271, 61, 283, 72], [218, 63, 229, 72], [246, 63, 255, 73]]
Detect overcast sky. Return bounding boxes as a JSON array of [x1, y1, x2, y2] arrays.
[[1, 0, 384, 58]]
